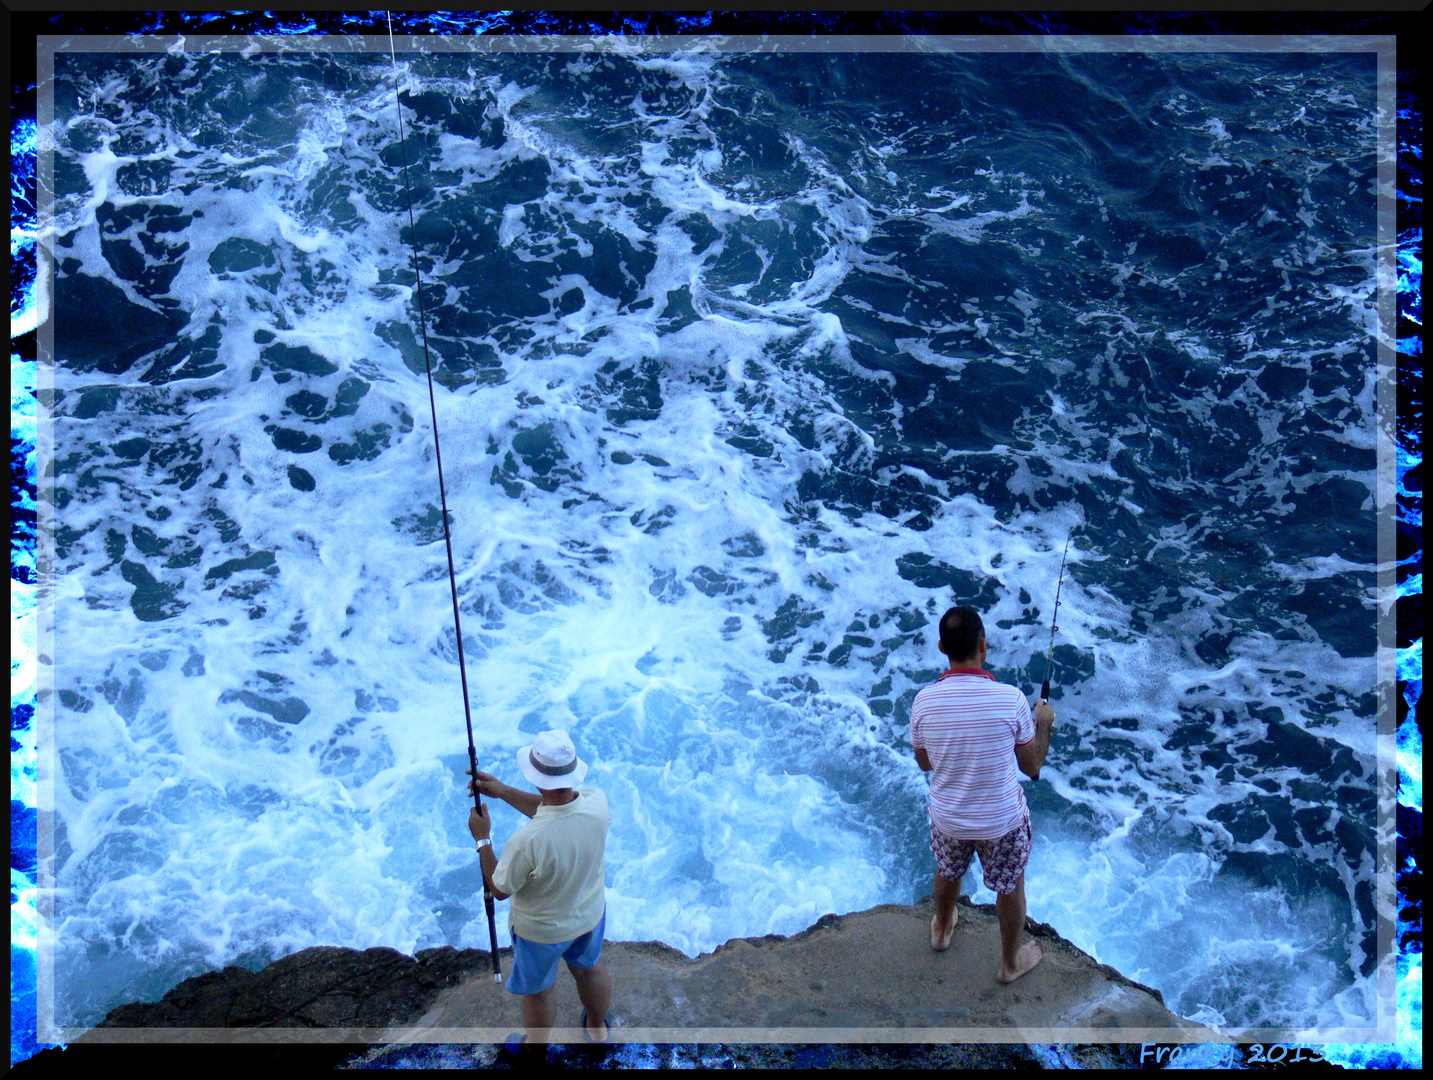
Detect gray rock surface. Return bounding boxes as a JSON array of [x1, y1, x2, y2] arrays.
[[394, 897, 1221, 1042]]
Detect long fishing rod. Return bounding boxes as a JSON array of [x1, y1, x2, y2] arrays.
[[384, 13, 502, 983], [1034, 526, 1077, 781]]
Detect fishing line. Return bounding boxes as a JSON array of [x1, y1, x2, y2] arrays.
[[383, 12, 503, 983]]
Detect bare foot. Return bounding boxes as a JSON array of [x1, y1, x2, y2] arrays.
[[997, 940, 1042, 983], [930, 909, 957, 951]]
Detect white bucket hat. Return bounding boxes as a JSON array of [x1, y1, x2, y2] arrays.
[[516, 729, 588, 790]]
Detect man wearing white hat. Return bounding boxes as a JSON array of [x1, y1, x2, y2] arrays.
[[467, 729, 613, 1050]]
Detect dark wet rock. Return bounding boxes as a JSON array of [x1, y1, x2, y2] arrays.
[[93, 945, 493, 1030]]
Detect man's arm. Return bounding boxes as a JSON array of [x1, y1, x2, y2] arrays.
[[470, 770, 541, 818], [477, 839, 510, 901], [465, 770, 540, 901], [469, 804, 511, 900], [1014, 700, 1055, 779], [915, 747, 933, 772]]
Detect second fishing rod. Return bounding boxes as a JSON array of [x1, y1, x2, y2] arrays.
[[1033, 525, 1077, 782]]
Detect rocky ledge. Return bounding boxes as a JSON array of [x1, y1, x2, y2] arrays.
[[69, 898, 1227, 1068], [90, 943, 493, 1031]]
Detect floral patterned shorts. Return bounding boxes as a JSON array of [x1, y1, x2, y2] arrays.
[[930, 816, 1032, 896]]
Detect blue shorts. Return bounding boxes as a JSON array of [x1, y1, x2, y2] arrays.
[[506, 909, 606, 996]]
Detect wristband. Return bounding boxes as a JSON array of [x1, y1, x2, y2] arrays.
[[475, 838, 492, 852]]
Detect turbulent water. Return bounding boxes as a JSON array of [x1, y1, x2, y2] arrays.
[[14, 33, 1417, 1050]]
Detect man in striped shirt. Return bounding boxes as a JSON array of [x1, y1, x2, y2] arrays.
[[911, 605, 1055, 983]]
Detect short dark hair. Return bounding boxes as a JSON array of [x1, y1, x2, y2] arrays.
[[939, 606, 984, 662]]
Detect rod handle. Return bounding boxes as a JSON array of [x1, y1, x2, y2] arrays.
[[484, 891, 502, 978], [1034, 681, 1051, 781]]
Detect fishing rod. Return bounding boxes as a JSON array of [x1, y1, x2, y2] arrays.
[[384, 13, 502, 983], [1034, 525, 1076, 781]]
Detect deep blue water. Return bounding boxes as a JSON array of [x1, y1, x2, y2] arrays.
[[10, 11, 1423, 1071]]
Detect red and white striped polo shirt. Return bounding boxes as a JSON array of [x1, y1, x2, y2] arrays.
[[910, 667, 1035, 840]]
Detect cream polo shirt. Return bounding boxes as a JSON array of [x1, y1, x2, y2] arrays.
[[492, 786, 610, 944]]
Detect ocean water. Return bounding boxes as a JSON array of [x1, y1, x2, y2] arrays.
[[10, 24, 1421, 1067]]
